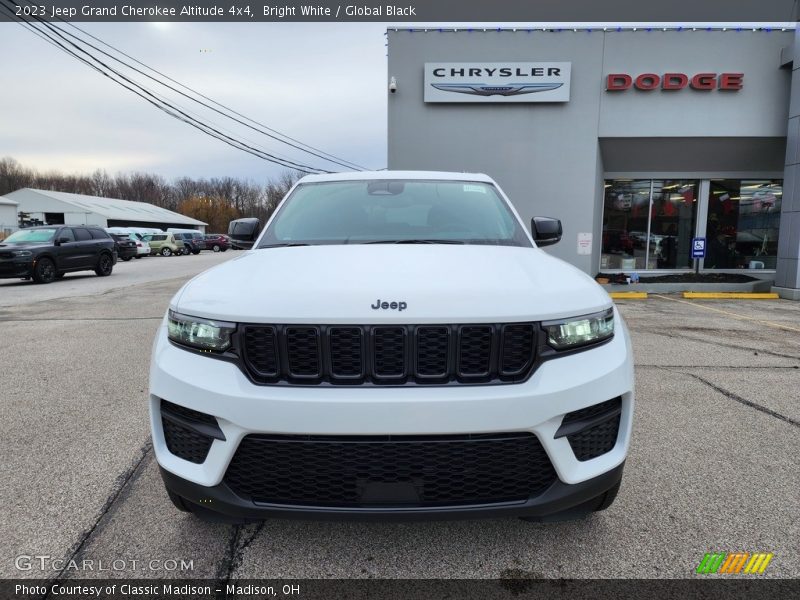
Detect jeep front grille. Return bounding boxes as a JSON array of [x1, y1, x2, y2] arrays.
[[224, 432, 557, 508], [239, 323, 537, 385]]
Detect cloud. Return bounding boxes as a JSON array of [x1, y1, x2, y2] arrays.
[[0, 22, 388, 181]]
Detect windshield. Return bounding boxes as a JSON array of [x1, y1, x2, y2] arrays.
[[257, 180, 531, 247], [2, 228, 58, 243]]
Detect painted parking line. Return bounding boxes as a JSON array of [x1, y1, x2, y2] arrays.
[[652, 294, 800, 334], [609, 291, 648, 299], [683, 292, 779, 300]]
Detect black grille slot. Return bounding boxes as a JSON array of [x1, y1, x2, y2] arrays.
[[240, 323, 538, 386], [161, 399, 217, 426], [224, 433, 557, 508], [329, 327, 364, 379], [458, 326, 493, 378], [568, 416, 621, 461], [160, 400, 218, 464], [500, 324, 535, 376], [243, 326, 279, 378], [285, 327, 321, 378], [416, 327, 450, 378], [561, 398, 622, 462], [562, 397, 621, 426], [372, 327, 406, 378]]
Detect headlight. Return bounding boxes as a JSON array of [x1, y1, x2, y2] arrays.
[[543, 308, 614, 350], [13, 250, 33, 257], [167, 310, 235, 352]]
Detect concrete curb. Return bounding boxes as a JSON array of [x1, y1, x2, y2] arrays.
[[609, 292, 648, 299]]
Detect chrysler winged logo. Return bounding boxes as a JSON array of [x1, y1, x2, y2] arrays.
[[431, 83, 564, 97]]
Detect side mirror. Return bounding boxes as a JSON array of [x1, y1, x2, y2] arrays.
[[530, 217, 562, 247]]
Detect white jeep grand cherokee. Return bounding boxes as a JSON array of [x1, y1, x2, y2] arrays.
[[150, 171, 634, 522]]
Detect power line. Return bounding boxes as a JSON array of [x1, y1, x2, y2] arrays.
[[1, 3, 327, 174], [61, 21, 370, 171], [0, 11, 314, 172], [17, 0, 369, 171], [0, 1, 329, 173]]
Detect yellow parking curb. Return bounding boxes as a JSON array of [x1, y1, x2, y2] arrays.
[[609, 292, 648, 299], [682, 292, 779, 299]]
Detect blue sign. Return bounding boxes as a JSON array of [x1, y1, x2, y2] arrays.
[[691, 237, 706, 259]]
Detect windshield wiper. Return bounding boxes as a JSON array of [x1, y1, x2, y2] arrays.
[[259, 243, 311, 248], [364, 239, 465, 245]]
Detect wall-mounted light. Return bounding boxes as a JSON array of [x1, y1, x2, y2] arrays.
[[389, 76, 398, 94]]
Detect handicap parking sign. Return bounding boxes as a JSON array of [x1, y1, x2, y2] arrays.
[[691, 237, 706, 259]]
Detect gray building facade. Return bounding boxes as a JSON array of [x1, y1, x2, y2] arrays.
[[387, 27, 800, 298]]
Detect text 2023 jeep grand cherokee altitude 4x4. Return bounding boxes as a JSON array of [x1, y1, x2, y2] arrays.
[[150, 172, 634, 522]]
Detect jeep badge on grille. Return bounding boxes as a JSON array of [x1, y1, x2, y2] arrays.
[[371, 299, 407, 311]]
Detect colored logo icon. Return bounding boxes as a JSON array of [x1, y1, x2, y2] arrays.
[[696, 552, 774, 574]]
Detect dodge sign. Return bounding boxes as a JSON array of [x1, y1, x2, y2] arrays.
[[424, 62, 572, 103]]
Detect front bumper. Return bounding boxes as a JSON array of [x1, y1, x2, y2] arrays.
[[0, 259, 33, 278], [160, 461, 624, 521], [150, 308, 634, 518]]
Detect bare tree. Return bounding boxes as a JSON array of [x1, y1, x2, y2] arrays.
[[0, 156, 304, 229]]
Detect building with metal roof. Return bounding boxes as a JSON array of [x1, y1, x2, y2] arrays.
[[0, 196, 19, 239], [0, 188, 206, 233]]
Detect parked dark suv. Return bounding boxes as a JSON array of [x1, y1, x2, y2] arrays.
[[173, 232, 206, 255], [110, 233, 138, 261], [0, 225, 116, 284]]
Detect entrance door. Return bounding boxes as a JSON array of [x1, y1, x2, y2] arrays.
[[602, 179, 699, 270]]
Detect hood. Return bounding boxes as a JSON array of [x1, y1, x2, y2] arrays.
[[173, 245, 611, 324], [0, 241, 49, 249]]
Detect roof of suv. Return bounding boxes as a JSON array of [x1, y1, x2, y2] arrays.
[[297, 171, 493, 184], [21, 225, 104, 230]]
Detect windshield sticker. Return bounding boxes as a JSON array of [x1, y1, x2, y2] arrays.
[[463, 184, 487, 193]]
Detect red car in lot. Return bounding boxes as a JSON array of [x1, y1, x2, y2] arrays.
[[203, 234, 230, 252]]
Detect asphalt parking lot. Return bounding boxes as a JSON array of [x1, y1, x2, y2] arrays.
[[1, 261, 798, 580]]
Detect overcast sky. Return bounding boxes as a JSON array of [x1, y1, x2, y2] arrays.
[[0, 22, 389, 182], [1, 21, 793, 186]]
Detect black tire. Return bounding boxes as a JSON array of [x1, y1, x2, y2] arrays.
[[121, 256, 132, 262], [32, 257, 57, 284], [161, 247, 173, 257], [192, 249, 201, 255], [95, 252, 114, 277], [134, 256, 142, 259], [182, 246, 191, 255], [212, 244, 221, 252], [55, 272, 65, 280], [221, 248, 227, 252]]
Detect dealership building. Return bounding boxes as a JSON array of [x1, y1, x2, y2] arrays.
[[387, 26, 800, 299]]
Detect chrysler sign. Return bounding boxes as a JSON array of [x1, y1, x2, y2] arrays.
[[424, 62, 571, 103]]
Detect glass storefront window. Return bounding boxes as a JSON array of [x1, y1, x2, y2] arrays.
[[601, 179, 698, 270], [601, 180, 650, 270], [649, 180, 699, 269], [705, 180, 782, 269]]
